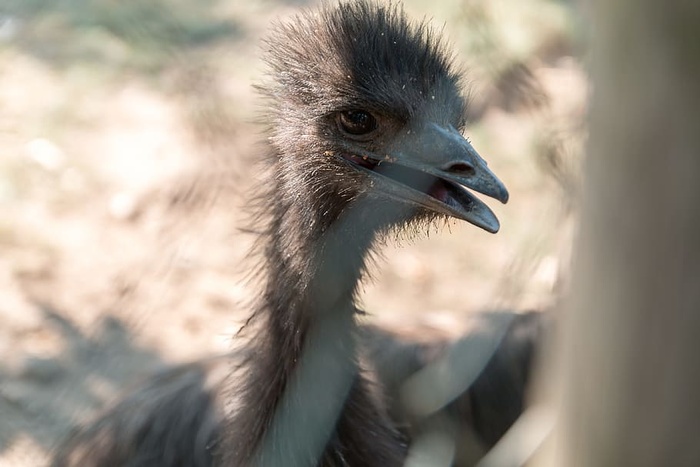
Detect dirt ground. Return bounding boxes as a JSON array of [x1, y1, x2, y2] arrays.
[[0, 1, 587, 465]]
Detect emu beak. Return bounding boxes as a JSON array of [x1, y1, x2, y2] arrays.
[[428, 124, 509, 204], [365, 123, 509, 233]]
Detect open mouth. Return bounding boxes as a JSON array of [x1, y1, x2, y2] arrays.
[[341, 152, 498, 232], [345, 154, 475, 208]]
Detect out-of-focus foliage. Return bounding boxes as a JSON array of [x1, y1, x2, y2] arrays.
[[2, 0, 241, 73]]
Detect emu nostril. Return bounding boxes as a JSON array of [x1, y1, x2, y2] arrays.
[[444, 161, 476, 176]]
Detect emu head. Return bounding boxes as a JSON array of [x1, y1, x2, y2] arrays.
[[262, 1, 508, 234]]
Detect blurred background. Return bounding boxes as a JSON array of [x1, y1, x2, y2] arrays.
[[0, 0, 586, 465]]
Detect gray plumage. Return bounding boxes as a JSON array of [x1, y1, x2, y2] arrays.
[[53, 2, 523, 466]]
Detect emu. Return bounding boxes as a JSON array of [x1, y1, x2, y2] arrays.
[[53, 2, 539, 466]]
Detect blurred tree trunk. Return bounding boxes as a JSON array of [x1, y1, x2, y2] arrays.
[[539, 1, 700, 466]]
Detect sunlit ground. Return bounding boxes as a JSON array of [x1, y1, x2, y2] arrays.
[[0, 0, 586, 464]]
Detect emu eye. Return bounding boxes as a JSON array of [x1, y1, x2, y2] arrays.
[[337, 110, 377, 137]]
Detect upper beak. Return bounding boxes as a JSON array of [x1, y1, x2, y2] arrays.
[[372, 122, 509, 233]]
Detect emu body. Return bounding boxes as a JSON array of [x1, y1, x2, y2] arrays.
[[52, 313, 545, 467]]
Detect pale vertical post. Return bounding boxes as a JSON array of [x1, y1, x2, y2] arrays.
[[538, 1, 700, 466]]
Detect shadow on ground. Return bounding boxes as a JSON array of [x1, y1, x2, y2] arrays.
[[0, 303, 170, 462]]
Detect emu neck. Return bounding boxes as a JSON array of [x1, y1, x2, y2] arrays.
[[259, 201, 373, 461], [228, 192, 406, 466]]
